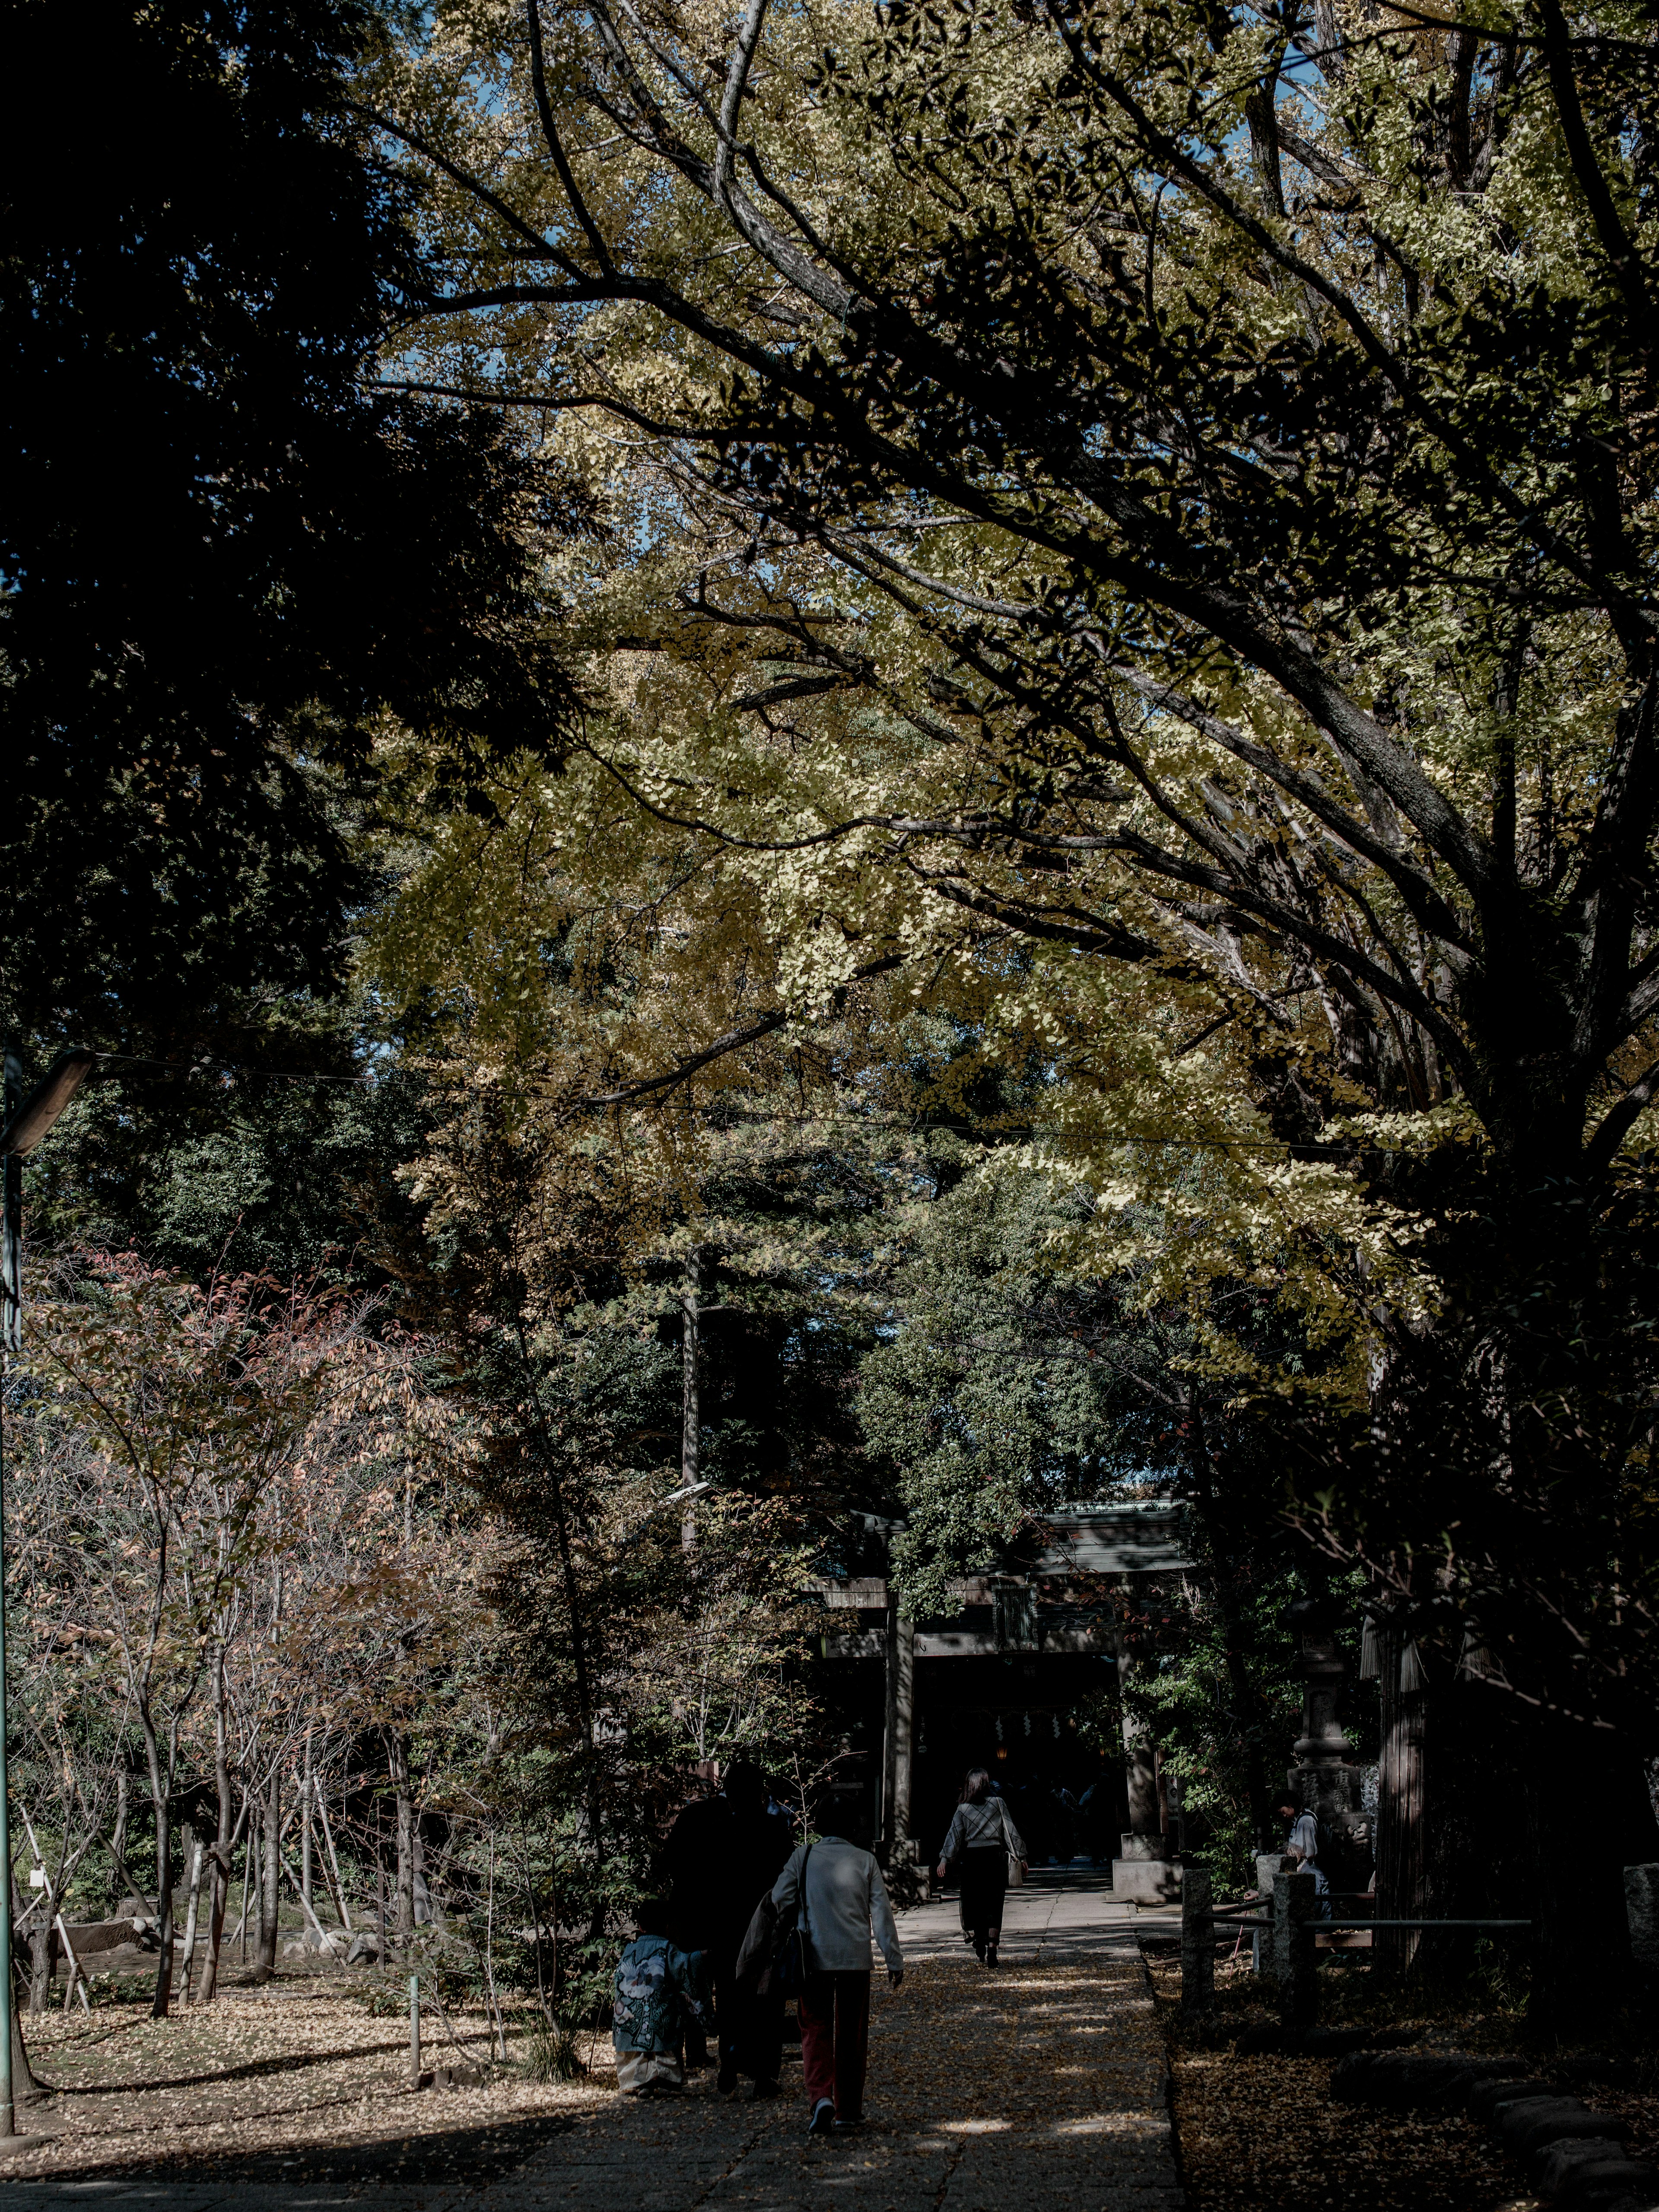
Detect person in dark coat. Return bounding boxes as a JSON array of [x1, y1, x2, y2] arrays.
[[659, 1758, 794, 2098]]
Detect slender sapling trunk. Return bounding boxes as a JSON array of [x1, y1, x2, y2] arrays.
[[255, 1770, 281, 1979], [198, 1653, 233, 2002], [176, 1835, 206, 2002]]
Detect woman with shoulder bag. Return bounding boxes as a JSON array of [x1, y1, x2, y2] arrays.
[[770, 1797, 904, 2136], [936, 1767, 1027, 1966]]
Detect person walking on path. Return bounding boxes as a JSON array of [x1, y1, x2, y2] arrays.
[[659, 1758, 794, 2097], [611, 1900, 708, 2097], [936, 1767, 1028, 1965], [770, 1800, 903, 2136]]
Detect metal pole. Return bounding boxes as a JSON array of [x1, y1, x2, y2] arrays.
[[0, 1045, 22, 2137], [1180, 1866, 1215, 2021], [408, 1970, 421, 2089], [0, 1039, 95, 2142], [1274, 1869, 1318, 2027]]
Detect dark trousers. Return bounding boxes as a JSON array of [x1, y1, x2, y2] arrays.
[[798, 1969, 870, 2119], [958, 1847, 1009, 1948], [714, 1956, 783, 2084]]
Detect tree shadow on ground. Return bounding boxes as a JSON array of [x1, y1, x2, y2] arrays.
[[51, 2040, 412, 2096], [18, 2111, 580, 2189]]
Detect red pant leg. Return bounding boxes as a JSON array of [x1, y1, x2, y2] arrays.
[[832, 1971, 871, 2120], [797, 1973, 836, 2107]]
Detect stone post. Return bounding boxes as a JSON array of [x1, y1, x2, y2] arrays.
[[1253, 1853, 1291, 1973], [1274, 1870, 1318, 2025], [1624, 1865, 1659, 1974], [1286, 1597, 1368, 1894]]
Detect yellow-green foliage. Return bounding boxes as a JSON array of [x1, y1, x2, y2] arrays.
[[359, 0, 1659, 1426]]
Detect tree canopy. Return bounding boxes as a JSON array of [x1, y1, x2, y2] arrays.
[[11, 0, 1659, 2032], [366, 0, 1659, 1734], [2, 0, 578, 1049]]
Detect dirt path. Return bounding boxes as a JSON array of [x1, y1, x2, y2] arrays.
[[482, 1946, 1181, 2212], [0, 1878, 1183, 2212]]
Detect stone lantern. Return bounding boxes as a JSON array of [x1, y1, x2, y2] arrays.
[[1285, 1596, 1371, 1895]]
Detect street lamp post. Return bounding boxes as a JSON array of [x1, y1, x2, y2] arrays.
[[0, 1046, 96, 2138]]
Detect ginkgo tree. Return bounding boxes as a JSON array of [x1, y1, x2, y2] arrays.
[[368, 0, 1659, 2009]]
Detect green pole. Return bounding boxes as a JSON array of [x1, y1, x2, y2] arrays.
[[408, 1970, 420, 2090], [0, 1040, 94, 2140], [0, 1047, 22, 2138]]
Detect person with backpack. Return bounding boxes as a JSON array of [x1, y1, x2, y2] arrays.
[[769, 1799, 904, 2136], [936, 1767, 1028, 1965], [1274, 1793, 1334, 1917], [611, 1898, 709, 2096]]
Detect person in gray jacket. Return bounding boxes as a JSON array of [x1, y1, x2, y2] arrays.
[[936, 1768, 1027, 1965], [770, 1801, 904, 2135]]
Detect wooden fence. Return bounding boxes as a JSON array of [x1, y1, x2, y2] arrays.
[[1178, 1869, 1531, 2025]]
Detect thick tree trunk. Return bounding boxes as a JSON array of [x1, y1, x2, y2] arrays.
[[1376, 1656, 1535, 1990], [10, 2007, 43, 2104], [1212, 1578, 1273, 1855], [1529, 1716, 1657, 2026], [1185, 1416, 1274, 1853], [1417, 1683, 1491, 1978]]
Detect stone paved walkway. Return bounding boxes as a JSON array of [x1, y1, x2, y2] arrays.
[[0, 1876, 1183, 2212]]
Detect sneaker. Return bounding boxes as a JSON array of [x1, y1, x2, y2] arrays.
[[717, 2065, 739, 2098], [808, 2098, 836, 2136], [833, 2113, 865, 2131], [750, 2079, 782, 2100], [985, 1944, 999, 1968]]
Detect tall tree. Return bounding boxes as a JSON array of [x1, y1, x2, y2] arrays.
[[378, 0, 1659, 2009]]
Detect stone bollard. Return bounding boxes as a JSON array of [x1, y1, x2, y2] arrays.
[[1180, 1868, 1214, 2021], [1253, 1854, 1292, 1975], [1274, 1870, 1318, 2026], [1624, 1865, 1659, 1974]]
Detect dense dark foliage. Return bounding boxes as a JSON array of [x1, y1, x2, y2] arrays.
[[1, 0, 578, 1047]]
